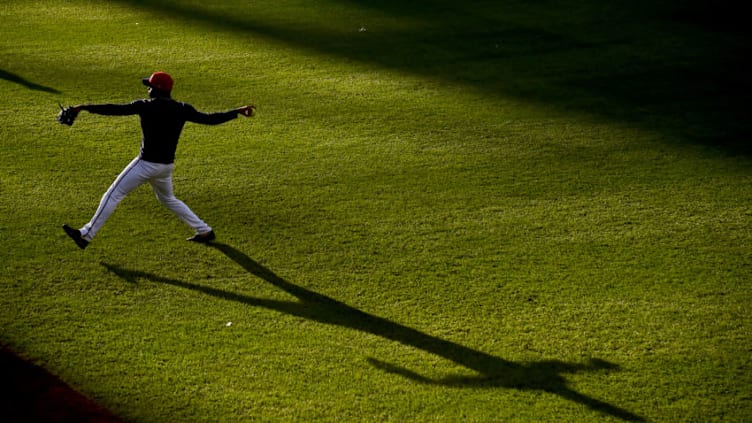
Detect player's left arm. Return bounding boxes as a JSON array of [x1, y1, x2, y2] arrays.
[[74, 100, 143, 116]]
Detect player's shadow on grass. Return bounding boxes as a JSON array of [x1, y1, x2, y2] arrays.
[[102, 243, 643, 422], [0, 69, 61, 94]]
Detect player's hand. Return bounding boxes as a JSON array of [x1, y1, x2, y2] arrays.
[[238, 105, 256, 117]]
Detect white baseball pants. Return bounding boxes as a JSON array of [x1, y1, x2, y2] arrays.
[[80, 157, 212, 241]]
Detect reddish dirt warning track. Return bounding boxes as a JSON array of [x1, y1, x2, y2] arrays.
[[0, 345, 125, 423]]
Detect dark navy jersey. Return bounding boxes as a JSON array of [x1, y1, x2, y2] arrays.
[[84, 98, 238, 164]]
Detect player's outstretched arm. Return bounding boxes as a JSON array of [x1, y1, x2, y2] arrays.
[[185, 104, 256, 125], [73, 103, 141, 116]]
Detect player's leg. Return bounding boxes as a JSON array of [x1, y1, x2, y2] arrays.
[[80, 157, 150, 241], [149, 164, 213, 236]]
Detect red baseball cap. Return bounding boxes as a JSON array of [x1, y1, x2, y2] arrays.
[[142, 71, 174, 91]]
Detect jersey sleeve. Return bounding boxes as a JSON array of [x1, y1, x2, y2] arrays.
[[182, 103, 238, 125], [83, 100, 144, 116]]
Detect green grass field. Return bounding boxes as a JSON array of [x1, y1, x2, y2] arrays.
[[1, 0, 750, 421]]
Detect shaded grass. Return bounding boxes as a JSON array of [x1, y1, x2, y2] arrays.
[[109, 0, 751, 154]]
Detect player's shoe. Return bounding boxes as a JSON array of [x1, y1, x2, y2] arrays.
[[62, 224, 89, 250], [187, 230, 216, 243]]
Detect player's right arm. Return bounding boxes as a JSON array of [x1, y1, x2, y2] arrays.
[[182, 103, 256, 125]]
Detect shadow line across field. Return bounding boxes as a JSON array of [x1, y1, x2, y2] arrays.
[[0, 68, 61, 94], [102, 242, 643, 421], [112, 0, 750, 154]]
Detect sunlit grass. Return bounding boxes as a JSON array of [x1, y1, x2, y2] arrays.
[[1, 0, 750, 422]]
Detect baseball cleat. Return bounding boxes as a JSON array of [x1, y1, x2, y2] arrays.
[[62, 224, 89, 250], [187, 230, 216, 243]]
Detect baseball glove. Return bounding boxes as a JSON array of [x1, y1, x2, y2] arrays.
[[57, 104, 79, 126]]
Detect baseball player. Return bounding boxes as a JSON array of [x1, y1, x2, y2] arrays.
[[61, 71, 255, 250]]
